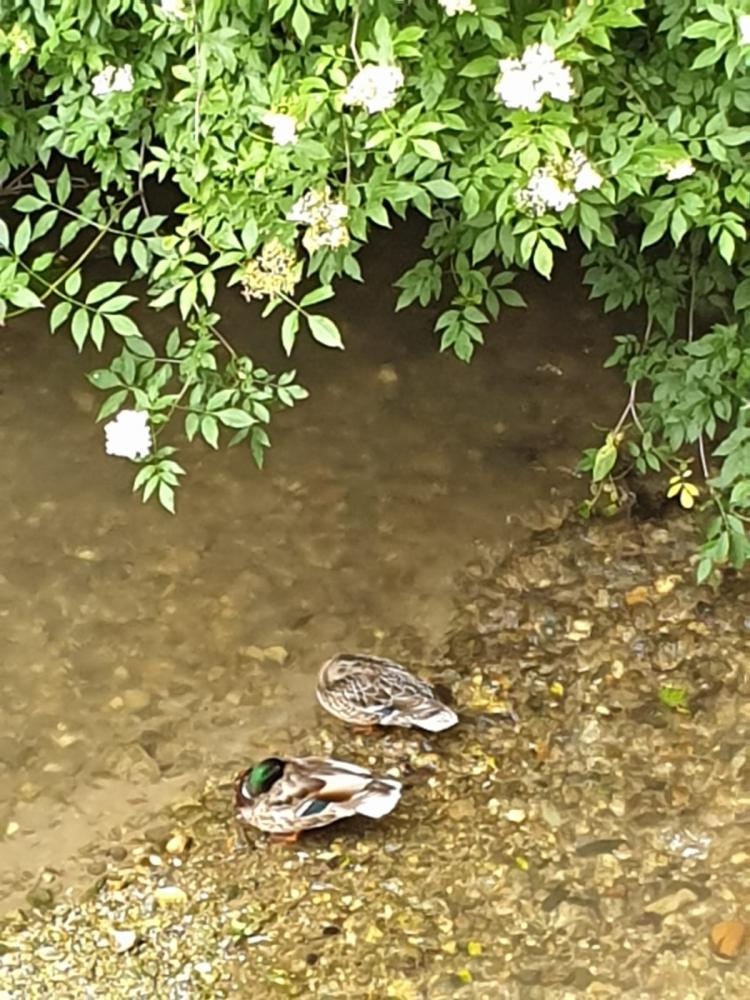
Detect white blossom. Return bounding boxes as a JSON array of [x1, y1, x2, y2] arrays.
[[666, 159, 695, 181], [568, 151, 603, 192], [495, 42, 573, 111], [161, 0, 188, 18], [92, 64, 134, 98], [343, 64, 404, 114], [739, 14, 750, 45], [517, 167, 576, 216], [262, 112, 298, 147], [104, 410, 152, 460], [438, 0, 476, 14], [287, 188, 349, 253], [495, 64, 543, 112]]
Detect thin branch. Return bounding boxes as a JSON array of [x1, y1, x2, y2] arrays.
[[350, 5, 363, 71], [698, 433, 710, 480], [687, 256, 696, 343], [138, 139, 151, 218], [193, 23, 204, 147], [612, 313, 653, 436]]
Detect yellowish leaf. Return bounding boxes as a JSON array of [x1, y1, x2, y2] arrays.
[[679, 486, 696, 509], [666, 480, 682, 498]]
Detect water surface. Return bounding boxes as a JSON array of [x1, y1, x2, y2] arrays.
[[0, 233, 620, 910]]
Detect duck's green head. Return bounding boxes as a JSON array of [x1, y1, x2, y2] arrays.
[[238, 757, 285, 800]]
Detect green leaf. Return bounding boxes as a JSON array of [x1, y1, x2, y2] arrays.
[[7, 284, 44, 310], [56, 166, 71, 204], [14, 195, 46, 213], [71, 308, 89, 350], [281, 309, 300, 355], [99, 295, 138, 313], [31, 210, 58, 241], [291, 3, 311, 42], [592, 439, 618, 481], [158, 481, 176, 514], [86, 281, 125, 305], [240, 218, 258, 251], [179, 279, 198, 319], [107, 313, 142, 338], [199, 270, 216, 305], [90, 312, 106, 349], [0, 219, 8, 249], [201, 415, 220, 449], [64, 270, 82, 296], [87, 368, 122, 390], [97, 388, 129, 421], [718, 229, 735, 264], [734, 278, 750, 311], [413, 139, 442, 161], [640, 215, 668, 249], [50, 299, 73, 332], [307, 314, 344, 349], [498, 288, 526, 308], [472, 227, 496, 265], [32, 174, 51, 200], [300, 284, 334, 308], [459, 55, 499, 77], [13, 217, 31, 255], [124, 336, 154, 358], [185, 412, 200, 441], [217, 408, 253, 428], [532, 240, 554, 279], [424, 179, 461, 199]]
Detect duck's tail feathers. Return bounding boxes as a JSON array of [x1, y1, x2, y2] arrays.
[[410, 701, 459, 733], [354, 779, 402, 819]]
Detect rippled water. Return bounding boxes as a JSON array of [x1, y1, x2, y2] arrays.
[[0, 231, 620, 910]]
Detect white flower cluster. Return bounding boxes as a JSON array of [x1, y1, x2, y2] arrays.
[[517, 151, 602, 216], [517, 169, 576, 215], [438, 0, 476, 14], [666, 159, 695, 181], [343, 64, 404, 114], [495, 43, 573, 112], [567, 150, 603, 192], [161, 0, 188, 18], [287, 187, 349, 253], [104, 410, 152, 460], [240, 239, 299, 301], [262, 112, 298, 147], [92, 64, 134, 97], [739, 14, 750, 45]]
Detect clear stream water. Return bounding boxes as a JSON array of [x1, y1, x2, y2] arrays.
[[0, 232, 620, 911]]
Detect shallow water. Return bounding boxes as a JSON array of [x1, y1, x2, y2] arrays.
[[0, 231, 620, 911]]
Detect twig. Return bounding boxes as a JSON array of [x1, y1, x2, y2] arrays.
[[612, 313, 653, 435], [350, 5, 363, 71], [138, 139, 151, 218], [698, 433, 710, 480], [193, 23, 203, 146]]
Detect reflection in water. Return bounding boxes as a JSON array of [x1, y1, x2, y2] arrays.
[[0, 229, 620, 909]]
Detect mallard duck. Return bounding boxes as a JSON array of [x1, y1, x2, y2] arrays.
[[234, 755, 402, 843], [317, 653, 458, 732]]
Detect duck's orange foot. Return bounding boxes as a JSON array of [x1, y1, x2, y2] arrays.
[[269, 831, 300, 846], [351, 723, 380, 735]]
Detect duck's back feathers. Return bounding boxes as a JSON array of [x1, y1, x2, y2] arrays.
[[235, 755, 402, 835], [317, 653, 458, 732]]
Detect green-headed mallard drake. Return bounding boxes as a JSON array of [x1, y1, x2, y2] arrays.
[[317, 653, 458, 733], [234, 755, 402, 843]]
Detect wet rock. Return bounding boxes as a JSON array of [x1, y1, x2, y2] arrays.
[[644, 887, 699, 916]]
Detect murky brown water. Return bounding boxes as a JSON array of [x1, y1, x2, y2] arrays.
[[0, 230, 620, 911]]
